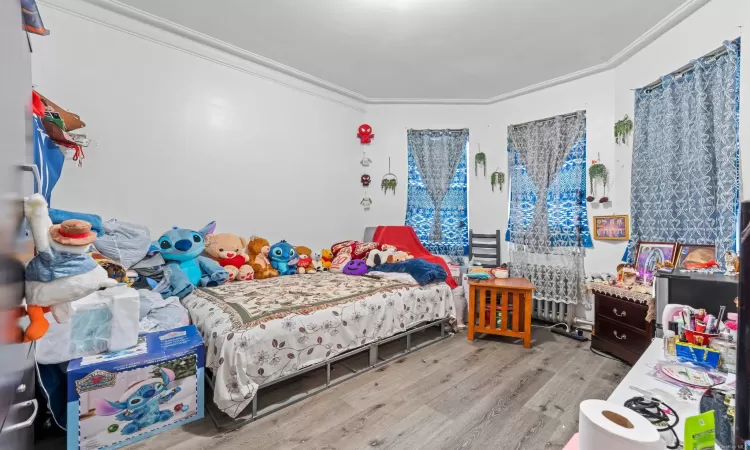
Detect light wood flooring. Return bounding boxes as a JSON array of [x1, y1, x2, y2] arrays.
[[132, 328, 629, 450]]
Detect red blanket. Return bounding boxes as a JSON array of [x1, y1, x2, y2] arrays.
[[372, 226, 458, 289]]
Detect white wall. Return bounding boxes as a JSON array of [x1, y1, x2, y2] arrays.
[[31, 3, 366, 251], [362, 0, 745, 279], [32, 0, 745, 268]]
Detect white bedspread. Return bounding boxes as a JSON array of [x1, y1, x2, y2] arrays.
[[181, 273, 455, 418]]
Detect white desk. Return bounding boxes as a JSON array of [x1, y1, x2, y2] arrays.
[[607, 339, 735, 449]]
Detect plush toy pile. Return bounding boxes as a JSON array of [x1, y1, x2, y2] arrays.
[[15, 196, 429, 344]]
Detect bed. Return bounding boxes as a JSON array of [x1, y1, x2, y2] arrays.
[[180, 272, 456, 421]]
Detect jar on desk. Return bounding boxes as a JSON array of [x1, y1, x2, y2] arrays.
[[710, 336, 737, 374]]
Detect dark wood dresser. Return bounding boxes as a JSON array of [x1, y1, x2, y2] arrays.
[[590, 284, 655, 365]]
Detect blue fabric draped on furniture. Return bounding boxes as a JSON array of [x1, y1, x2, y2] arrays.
[[625, 39, 741, 268], [405, 128, 469, 257]]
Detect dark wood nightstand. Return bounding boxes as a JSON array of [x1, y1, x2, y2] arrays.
[[590, 285, 655, 365]]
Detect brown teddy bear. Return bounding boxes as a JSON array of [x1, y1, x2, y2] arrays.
[[247, 236, 278, 279], [204, 234, 254, 281], [295, 246, 318, 274]]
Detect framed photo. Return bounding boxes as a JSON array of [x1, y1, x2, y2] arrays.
[[593, 215, 629, 240], [675, 244, 716, 269], [634, 241, 678, 279]]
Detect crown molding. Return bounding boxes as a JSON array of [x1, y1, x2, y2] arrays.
[[42, 0, 710, 107], [39, 0, 368, 112]]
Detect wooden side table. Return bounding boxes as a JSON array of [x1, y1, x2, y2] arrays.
[[467, 277, 535, 348]]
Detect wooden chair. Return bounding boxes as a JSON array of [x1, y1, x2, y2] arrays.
[[468, 229, 502, 267]]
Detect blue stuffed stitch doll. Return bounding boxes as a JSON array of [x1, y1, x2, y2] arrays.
[[155, 221, 228, 298], [269, 241, 298, 275], [93, 368, 182, 435]]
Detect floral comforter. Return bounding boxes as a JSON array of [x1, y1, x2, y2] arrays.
[[181, 272, 455, 418]]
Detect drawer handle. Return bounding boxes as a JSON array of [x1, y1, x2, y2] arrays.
[[613, 330, 626, 340], [1, 399, 38, 434], [613, 308, 626, 317]]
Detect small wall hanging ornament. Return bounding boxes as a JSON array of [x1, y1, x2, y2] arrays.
[[490, 169, 505, 192], [361, 173, 371, 187], [357, 124, 374, 144], [360, 154, 372, 167], [614, 115, 633, 144], [587, 155, 609, 203], [360, 196, 372, 211], [474, 144, 486, 177], [381, 157, 398, 195]]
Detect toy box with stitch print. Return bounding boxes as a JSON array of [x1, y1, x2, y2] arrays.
[[66, 325, 204, 450]]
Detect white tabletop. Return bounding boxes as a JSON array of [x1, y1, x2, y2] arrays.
[[607, 339, 736, 450]]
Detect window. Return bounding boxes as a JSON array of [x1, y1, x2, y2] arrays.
[[405, 129, 469, 257], [506, 132, 592, 249]]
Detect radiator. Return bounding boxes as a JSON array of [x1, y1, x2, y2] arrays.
[[532, 299, 572, 325]]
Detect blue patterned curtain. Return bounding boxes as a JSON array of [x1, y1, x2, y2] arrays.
[[505, 135, 592, 248], [405, 129, 469, 257], [625, 40, 741, 267], [505, 111, 590, 314]]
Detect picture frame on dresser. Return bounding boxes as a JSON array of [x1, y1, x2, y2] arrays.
[[634, 241, 678, 279], [675, 244, 716, 269]]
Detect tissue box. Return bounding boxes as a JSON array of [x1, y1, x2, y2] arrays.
[[66, 325, 204, 450], [36, 287, 140, 365]]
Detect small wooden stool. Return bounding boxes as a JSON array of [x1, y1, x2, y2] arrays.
[[467, 277, 535, 348]]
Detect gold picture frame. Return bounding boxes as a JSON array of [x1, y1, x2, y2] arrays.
[[593, 215, 630, 241]]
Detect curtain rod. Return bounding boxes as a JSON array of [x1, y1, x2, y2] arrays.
[[641, 44, 730, 91], [511, 110, 584, 129]]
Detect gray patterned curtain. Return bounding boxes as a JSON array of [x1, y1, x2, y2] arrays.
[[407, 129, 469, 242], [507, 112, 588, 311], [626, 40, 740, 268]]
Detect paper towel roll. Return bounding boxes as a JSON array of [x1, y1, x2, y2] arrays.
[[579, 399, 662, 450]]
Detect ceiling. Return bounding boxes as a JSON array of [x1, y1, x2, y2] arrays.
[[117, 0, 688, 100]]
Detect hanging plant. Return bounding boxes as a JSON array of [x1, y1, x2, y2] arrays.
[[490, 170, 505, 192], [614, 115, 633, 144], [588, 159, 609, 203], [474, 144, 487, 177], [381, 178, 397, 195]]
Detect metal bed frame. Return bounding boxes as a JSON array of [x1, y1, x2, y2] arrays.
[[205, 317, 451, 431]]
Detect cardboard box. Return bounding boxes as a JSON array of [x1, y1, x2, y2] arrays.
[[67, 325, 205, 450]]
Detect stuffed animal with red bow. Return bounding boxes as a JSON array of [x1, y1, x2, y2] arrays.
[[295, 246, 317, 274], [204, 233, 254, 281]]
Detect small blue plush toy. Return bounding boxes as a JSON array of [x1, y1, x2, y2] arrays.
[[269, 240, 298, 275], [94, 368, 181, 435], [156, 221, 228, 298]]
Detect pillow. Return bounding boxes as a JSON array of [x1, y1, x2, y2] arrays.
[[329, 253, 351, 273]]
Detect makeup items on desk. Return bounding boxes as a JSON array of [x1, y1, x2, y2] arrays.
[[662, 305, 736, 372]]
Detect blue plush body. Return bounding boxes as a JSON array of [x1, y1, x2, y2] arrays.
[[101, 369, 181, 435], [270, 241, 297, 275], [371, 259, 447, 286], [156, 221, 228, 298]]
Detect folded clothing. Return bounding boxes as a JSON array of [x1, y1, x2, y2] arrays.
[[137, 289, 190, 333], [371, 258, 448, 286], [131, 253, 166, 281], [49, 208, 103, 236], [95, 219, 151, 269]]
